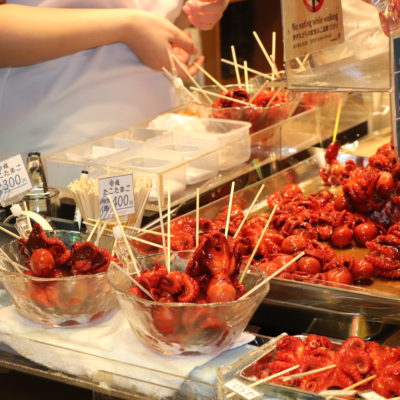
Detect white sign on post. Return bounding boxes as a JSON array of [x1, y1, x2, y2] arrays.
[[98, 174, 135, 220], [281, 0, 344, 60], [0, 154, 32, 206]]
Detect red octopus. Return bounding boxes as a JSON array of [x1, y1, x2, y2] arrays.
[[244, 334, 400, 395], [19, 223, 112, 277]]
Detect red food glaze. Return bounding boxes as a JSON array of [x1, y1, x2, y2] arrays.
[[333, 192, 349, 211], [281, 235, 307, 254], [353, 222, 379, 246], [271, 255, 297, 273], [30, 248, 55, 277], [350, 259, 374, 281], [325, 140, 340, 165], [206, 274, 237, 303], [331, 225, 353, 247], [297, 257, 321, 274], [323, 268, 353, 285]]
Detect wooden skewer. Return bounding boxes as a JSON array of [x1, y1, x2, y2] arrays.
[[244, 60, 249, 93], [253, 31, 281, 78], [196, 188, 200, 248], [233, 184, 265, 239], [22, 201, 32, 232], [95, 220, 108, 246], [231, 45, 242, 88], [266, 87, 284, 108], [249, 78, 273, 103], [324, 374, 378, 400], [107, 195, 140, 275], [111, 261, 156, 301], [221, 58, 273, 78], [240, 251, 304, 299], [190, 87, 255, 107], [0, 249, 27, 273], [87, 218, 171, 237], [282, 364, 336, 382], [85, 221, 165, 249], [0, 226, 21, 240], [225, 182, 235, 238], [271, 31, 276, 62], [167, 47, 178, 78], [295, 57, 305, 71], [157, 182, 168, 263], [166, 181, 171, 274], [194, 63, 227, 92], [226, 365, 300, 399], [238, 204, 278, 283], [161, 67, 199, 103], [332, 97, 344, 143], [171, 54, 213, 104], [86, 219, 100, 242], [343, 374, 377, 390]]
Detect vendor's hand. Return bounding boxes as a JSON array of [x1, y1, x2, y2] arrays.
[[362, 0, 400, 35], [182, 0, 229, 31], [123, 10, 198, 73]]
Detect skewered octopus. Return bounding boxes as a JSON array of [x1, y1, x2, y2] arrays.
[[128, 232, 247, 339], [244, 334, 400, 396], [19, 223, 112, 277], [319, 140, 357, 186]]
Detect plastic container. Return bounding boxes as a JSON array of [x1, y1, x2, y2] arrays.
[[106, 147, 187, 203], [147, 133, 219, 185], [173, 118, 251, 171], [107, 251, 269, 356], [0, 230, 117, 327], [113, 127, 168, 147]]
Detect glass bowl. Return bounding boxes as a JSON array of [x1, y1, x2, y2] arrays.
[[107, 251, 269, 356], [189, 84, 300, 134], [0, 231, 118, 327]]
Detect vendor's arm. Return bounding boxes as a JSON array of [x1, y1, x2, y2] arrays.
[[0, 2, 198, 73]]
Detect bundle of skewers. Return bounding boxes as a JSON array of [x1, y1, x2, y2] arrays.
[[68, 173, 152, 232]]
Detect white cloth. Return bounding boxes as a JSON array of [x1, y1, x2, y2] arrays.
[[0, 305, 255, 398], [0, 0, 183, 159]]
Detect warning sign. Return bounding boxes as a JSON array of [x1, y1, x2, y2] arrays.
[[281, 0, 344, 60], [303, 0, 324, 13]]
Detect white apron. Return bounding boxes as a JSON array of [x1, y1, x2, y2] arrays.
[[0, 0, 183, 158]]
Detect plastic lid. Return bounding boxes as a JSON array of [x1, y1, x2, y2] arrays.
[[113, 225, 123, 239], [10, 204, 23, 217]]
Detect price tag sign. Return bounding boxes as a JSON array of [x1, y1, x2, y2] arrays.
[[0, 154, 32, 206], [359, 390, 387, 400], [224, 379, 262, 400], [390, 33, 400, 156], [98, 174, 135, 220]]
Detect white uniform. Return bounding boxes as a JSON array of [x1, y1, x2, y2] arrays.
[[0, 0, 183, 158]]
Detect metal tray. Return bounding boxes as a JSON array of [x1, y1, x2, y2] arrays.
[[187, 149, 400, 325]]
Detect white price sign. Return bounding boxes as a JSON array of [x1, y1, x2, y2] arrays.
[[98, 174, 135, 220], [224, 379, 262, 400], [359, 390, 387, 400], [0, 154, 32, 206]]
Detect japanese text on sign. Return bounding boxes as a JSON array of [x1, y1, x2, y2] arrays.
[[0, 154, 32, 206], [281, 0, 344, 60], [98, 174, 135, 220]]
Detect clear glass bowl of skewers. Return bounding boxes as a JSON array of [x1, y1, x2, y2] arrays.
[[107, 232, 269, 356], [0, 224, 118, 327], [189, 83, 300, 134]]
